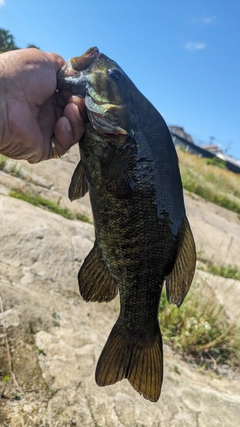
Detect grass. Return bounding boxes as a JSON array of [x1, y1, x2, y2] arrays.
[[52, 310, 61, 327], [199, 261, 240, 281], [205, 157, 226, 169], [0, 154, 7, 170], [10, 188, 74, 219], [160, 287, 240, 370], [9, 162, 22, 177], [177, 148, 240, 215], [9, 188, 91, 223], [35, 346, 46, 356], [207, 264, 240, 280], [76, 212, 92, 223], [0, 154, 23, 177]]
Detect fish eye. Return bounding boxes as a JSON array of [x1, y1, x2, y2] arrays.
[[108, 68, 122, 81]]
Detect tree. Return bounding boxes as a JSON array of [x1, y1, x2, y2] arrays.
[[26, 44, 40, 50], [0, 28, 40, 53], [0, 28, 18, 53]]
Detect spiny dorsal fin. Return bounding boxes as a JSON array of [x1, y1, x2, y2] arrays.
[[78, 242, 118, 302], [95, 321, 163, 402], [165, 215, 196, 307], [68, 159, 88, 201]]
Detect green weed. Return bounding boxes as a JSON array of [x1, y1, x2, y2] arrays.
[[159, 288, 240, 370], [0, 154, 7, 170], [177, 149, 240, 215], [206, 157, 226, 169], [173, 365, 181, 375], [52, 310, 61, 327], [10, 188, 74, 219], [198, 258, 240, 281], [75, 212, 92, 224], [3, 374, 10, 383], [35, 346, 46, 356], [9, 162, 22, 177], [9, 188, 91, 223], [206, 263, 240, 281], [180, 167, 240, 214]]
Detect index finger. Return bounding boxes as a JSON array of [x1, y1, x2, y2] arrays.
[[44, 52, 65, 74]]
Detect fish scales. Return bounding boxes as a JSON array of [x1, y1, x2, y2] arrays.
[[57, 47, 196, 402], [81, 131, 176, 325]]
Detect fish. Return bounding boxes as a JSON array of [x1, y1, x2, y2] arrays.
[[57, 47, 196, 402]]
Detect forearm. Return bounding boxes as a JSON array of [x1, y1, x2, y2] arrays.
[[0, 53, 9, 154]]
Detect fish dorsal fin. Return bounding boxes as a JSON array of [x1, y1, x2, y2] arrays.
[[165, 216, 196, 307], [68, 159, 88, 201], [101, 147, 134, 199], [78, 242, 118, 302]]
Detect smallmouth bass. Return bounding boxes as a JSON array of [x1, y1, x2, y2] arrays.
[[57, 47, 196, 402]]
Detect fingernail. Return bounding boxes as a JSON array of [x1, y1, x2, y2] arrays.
[[64, 119, 72, 134]]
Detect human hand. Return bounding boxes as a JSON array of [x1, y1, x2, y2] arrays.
[[0, 48, 86, 163]]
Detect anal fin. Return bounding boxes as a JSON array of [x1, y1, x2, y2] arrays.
[[78, 242, 118, 302], [165, 215, 196, 307], [95, 321, 163, 402]]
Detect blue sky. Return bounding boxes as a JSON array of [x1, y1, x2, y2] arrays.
[[1, 0, 240, 160]]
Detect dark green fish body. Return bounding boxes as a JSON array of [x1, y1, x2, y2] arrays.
[[57, 48, 196, 402]]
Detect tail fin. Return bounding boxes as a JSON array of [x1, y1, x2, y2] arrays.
[[95, 321, 163, 402]]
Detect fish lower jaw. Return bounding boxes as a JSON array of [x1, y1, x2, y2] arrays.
[[88, 112, 128, 136]]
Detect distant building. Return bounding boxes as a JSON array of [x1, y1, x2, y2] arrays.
[[169, 125, 240, 174], [200, 145, 240, 172], [168, 126, 194, 144], [200, 145, 221, 155]]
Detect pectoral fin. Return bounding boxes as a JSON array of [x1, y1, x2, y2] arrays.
[[68, 159, 88, 201], [165, 216, 196, 307], [101, 148, 134, 199], [78, 242, 118, 302]]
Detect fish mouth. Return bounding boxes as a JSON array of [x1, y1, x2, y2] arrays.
[[57, 71, 127, 135], [57, 67, 88, 97], [57, 47, 128, 135], [57, 46, 99, 96]]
